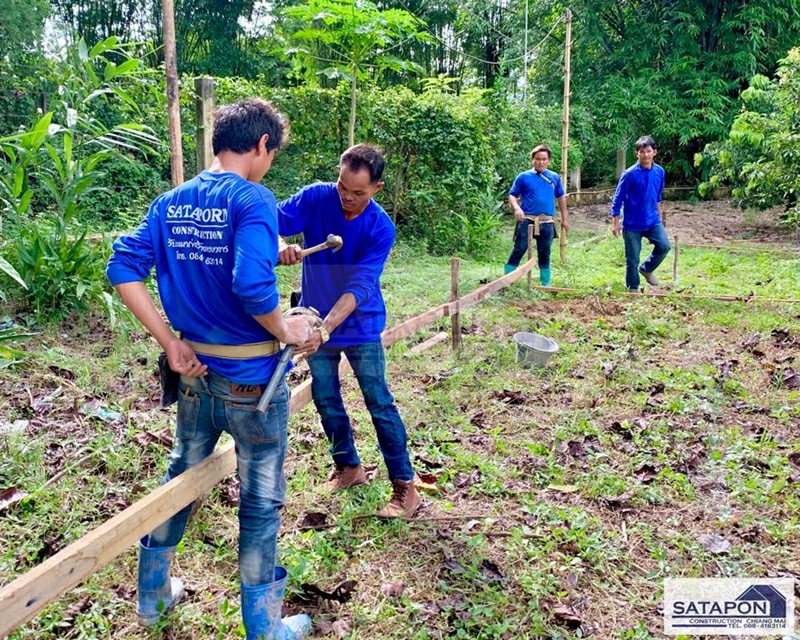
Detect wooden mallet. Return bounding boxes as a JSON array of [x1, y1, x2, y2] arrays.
[[300, 234, 343, 258]]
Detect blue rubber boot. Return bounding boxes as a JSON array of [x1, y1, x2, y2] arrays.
[[539, 267, 551, 287], [137, 542, 185, 627], [241, 567, 312, 640], [504, 264, 515, 275]]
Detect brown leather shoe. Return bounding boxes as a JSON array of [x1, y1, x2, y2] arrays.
[[325, 464, 368, 491], [376, 478, 422, 519]]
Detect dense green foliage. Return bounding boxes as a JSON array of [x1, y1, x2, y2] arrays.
[[700, 48, 800, 230], [0, 38, 161, 320]]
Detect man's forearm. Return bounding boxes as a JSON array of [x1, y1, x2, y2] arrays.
[[322, 293, 357, 333], [115, 281, 176, 350], [557, 196, 568, 221]]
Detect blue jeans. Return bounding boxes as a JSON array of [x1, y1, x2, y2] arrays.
[[307, 341, 414, 481], [622, 223, 671, 290], [507, 219, 555, 268], [145, 370, 288, 587]]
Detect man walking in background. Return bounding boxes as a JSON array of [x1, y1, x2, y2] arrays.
[[278, 143, 421, 519], [503, 144, 569, 286], [107, 99, 316, 640], [610, 135, 671, 291]]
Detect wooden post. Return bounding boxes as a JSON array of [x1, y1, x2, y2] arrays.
[[560, 8, 572, 188], [162, 0, 184, 187], [560, 9, 572, 267], [450, 258, 461, 350], [194, 77, 214, 174], [616, 147, 627, 178], [672, 235, 679, 282], [526, 223, 534, 291]]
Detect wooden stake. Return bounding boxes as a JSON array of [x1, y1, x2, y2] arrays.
[[672, 234, 679, 282], [526, 223, 534, 291], [194, 77, 214, 174], [450, 258, 461, 350], [162, 0, 183, 187]]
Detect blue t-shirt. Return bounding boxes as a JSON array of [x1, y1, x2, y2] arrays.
[[106, 171, 282, 384], [610, 162, 665, 231], [278, 183, 394, 348], [509, 169, 565, 215]]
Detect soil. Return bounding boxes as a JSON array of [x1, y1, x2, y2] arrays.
[[569, 198, 797, 245]]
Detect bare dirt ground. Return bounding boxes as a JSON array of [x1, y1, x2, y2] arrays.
[[570, 199, 797, 245]]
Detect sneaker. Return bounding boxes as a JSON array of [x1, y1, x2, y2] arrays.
[[638, 268, 659, 286], [376, 478, 422, 519], [325, 464, 368, 491]]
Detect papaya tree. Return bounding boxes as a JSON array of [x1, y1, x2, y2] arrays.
[[283, 0, 432, 146]]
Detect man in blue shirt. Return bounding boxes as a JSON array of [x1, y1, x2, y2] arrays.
[[107, 99, 316, 640], [278, 144, 421, 519], [503, 144, 569, 286], [610, 135, 671, 291]]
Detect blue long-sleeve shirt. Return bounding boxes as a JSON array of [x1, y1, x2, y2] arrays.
[[106, 171, 282, 384], [509, 168, 565, 215], [610, 162, 665, 231], [278, 183, 393, 347]]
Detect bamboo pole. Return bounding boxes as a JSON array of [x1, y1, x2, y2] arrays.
[[450, 258, 461, 350], [162, 0, 183, 187], [532, 285, 800, 305], [559, 9, 572, 264]]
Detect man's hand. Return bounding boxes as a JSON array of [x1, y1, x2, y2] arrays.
[[282, 315, 317, 346], [514, 209, 525, 222], [279, 243, 303, 265], [561, 219, 570, 233], [165, 337, 207, 378], [294, 328, 324, 358], [611, 217, 621, 237]]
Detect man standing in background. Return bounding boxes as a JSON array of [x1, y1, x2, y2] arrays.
[[610, 135, 671, 292]]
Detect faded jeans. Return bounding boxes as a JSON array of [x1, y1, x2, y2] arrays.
[[144, 370, 288, 587], [308, 341, 414, 481], [507, 218, 556, 268], [622, 223, 671, 290]]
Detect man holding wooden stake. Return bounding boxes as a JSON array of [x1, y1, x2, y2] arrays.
[[278, 144, 421, 519]]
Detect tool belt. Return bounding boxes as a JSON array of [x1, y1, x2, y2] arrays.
[[524, 214, 555, 237], [182, 338, 280, 359]]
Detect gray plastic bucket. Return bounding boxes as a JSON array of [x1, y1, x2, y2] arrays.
[[514, 332, 559, 367]]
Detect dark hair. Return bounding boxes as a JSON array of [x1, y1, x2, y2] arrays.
[[212, 99, 289, 156], [530, 144, 552, 161], [339, 143, 385, 183], [635, 135, 657, 151]]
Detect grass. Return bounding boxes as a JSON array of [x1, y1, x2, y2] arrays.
[[1, 207, 800, 639]]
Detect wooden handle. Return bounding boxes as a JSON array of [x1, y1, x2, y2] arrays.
[[299, 242, 329, 258]]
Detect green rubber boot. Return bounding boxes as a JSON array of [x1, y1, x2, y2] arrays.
[[504, 264, 515, 275], [539, 267, 551, 287]]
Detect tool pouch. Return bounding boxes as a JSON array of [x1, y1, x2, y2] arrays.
[[158, 352, 180, 408]]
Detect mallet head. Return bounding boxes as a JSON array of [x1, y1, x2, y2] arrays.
[[327, 234, 344, 253]]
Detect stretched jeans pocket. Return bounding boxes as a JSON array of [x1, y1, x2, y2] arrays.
[[224, 400, 281, 446]]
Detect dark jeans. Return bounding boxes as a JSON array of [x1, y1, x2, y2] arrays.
[[507, 219, 555, 268], [145, 371, 288, 587], [622, 223, 671, 289], [307, 340, 413, 481]]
